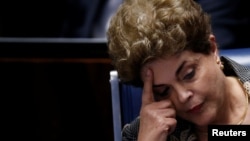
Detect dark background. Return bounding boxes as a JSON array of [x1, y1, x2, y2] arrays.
[[0, 0, 117, 38], [0, 0, 119, 140], [0, 39, 115, 141], [0, 0, 249, 140]]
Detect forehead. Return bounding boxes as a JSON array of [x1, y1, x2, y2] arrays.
[[141, 51, 201, 82], [144, 51, 199, 69]]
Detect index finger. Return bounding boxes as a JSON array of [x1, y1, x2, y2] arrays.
[[141, 69, 155, 106]]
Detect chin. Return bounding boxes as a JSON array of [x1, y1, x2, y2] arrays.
[[194, 120, 210, 126], [190, 114, 214, 126]]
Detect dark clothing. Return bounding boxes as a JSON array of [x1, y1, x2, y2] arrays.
[[122, 56, 250, 141]]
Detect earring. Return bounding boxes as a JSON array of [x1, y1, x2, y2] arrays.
[[220, 63, 224, 70], [216, 60, 224, 70]]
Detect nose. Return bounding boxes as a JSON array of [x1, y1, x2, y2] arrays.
[[174, 84, 193, 103]]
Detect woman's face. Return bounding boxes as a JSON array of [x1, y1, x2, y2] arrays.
[[141, 49, 226, 125]]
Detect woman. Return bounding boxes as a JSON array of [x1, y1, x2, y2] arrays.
[[107, 0, 250, 140]]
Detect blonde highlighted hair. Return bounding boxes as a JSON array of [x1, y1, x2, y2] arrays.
[[107, 0, 212, 86]]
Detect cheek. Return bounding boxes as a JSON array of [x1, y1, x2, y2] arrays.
[[196, 64, 223, 99]]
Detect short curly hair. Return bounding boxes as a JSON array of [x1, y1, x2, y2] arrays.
[[107, 0, 212, 86]]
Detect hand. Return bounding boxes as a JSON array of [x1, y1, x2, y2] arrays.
[[138, 69, 177, 141]]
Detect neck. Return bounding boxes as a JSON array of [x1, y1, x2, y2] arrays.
[[237, 78, 249, 124], [217, 77, 248, 125]]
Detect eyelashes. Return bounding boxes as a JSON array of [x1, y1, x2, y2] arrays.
[[183, 69, 195, 80], [153, 66, 197, 100]]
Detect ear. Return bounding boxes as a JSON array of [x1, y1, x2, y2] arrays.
[[209, 34, 220, 61]]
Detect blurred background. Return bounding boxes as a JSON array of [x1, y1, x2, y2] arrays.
[[0, 0, 123, 141], [0, 0, 249, 49], [0, 0, 249, 141], [0, 0, 122, 38]]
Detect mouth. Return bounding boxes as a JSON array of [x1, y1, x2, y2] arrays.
[[187, 103, 203, 114]]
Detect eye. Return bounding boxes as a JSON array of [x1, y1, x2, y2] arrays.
[[154, 87, 170, 101], [183, 68, 195, 80]]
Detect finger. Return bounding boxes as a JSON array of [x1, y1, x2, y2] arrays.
[[157, 99, 175, 109], [142, 69, 155, 106], [157, 104, 176, 117], [164, 118, 177, 135]]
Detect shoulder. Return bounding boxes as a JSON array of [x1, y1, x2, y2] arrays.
[[221, 56, 250, 97], [122, 117, 140, 141], [221, 56, 250, 83]]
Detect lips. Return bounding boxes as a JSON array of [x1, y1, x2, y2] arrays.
[[187, 103, 203, 113]]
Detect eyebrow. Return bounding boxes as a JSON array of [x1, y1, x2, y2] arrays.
[[176, 61, 186, 77], [152, 61, 186, 88], [153, 84, 165, 88]]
